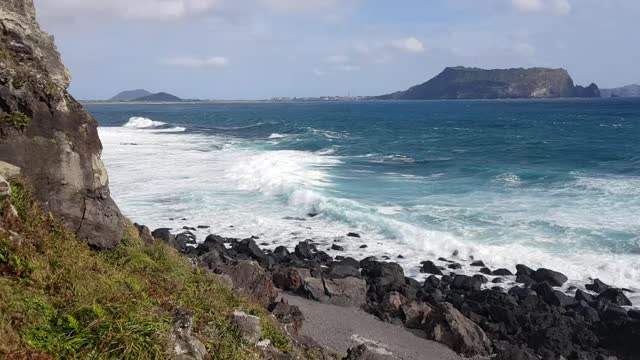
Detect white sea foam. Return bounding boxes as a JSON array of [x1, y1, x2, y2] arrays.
[[98, 122, 640, 307], [268, 133, 287, 139], [493, 173, 522, 186], [123, 116, 167, 129]]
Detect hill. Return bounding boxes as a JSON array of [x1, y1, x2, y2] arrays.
[[600, 84, 640, 98], [132, 92, 183, 102], [375, 67, 600, 100], [109, 89, 152, 101]]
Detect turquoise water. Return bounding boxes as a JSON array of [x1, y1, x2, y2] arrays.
[[89, 98, 640, 296]]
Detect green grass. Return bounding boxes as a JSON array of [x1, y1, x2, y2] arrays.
[[0, 111, 31, 132], [0, 179, 303, 360]]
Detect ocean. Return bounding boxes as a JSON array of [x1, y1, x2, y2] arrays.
[[89, 98, 640, 304]]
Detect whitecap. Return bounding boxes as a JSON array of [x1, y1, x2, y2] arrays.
[[123, 116, 167, 129], [268, 133, 287, 139], [493, 173, 522, 186]]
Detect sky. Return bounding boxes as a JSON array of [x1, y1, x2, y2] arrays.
[[33, 0, 640, 100]]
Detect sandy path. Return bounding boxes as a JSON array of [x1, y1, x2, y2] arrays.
[[281, 293, 470, 360]]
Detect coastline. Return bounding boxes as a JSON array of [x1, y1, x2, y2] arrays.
[[147, 224, 640, 359]]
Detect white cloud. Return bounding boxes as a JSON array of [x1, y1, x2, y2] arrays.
[[164, 56, 229, 67], [35, 0, 224, 20], [392, 37, 426, 53], [325, 54, 351, 64], [511, 0, 571, 15], [35, 0, 350, 21], [258, 0, 344, 14]]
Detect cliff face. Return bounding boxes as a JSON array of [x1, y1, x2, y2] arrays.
[[378, 67, 600, 100], [600, 84, 640, 98], [0, 0, 125, 249]]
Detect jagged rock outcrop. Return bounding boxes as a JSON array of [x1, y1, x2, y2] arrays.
[[375, 66, 601, 100], [0, 0, 125, 249]]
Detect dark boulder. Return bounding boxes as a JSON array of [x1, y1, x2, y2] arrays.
[[448, 263, 462, 270], [470, 260, 485, 267], [328, 264, 361, 279], [423, 275, 441, 290], [295, 241, 316, 260], [575, 289, 594, 303], [492, 268, 513, 276], [479, 267, 492, 275], [586, 278, 610, 293], [197, 235, 227, 255], [596, 288, 632, 306], [347, 232, 361, 238], [268, 299, 304, 336], [362, 261, 405, 302], [533, 268, 568, 287], [424, 302, 492, 356], [152, 228, 175, 243], [337, 257, 360, 268], [420, 260, 443, 275], [133, 223, 154, 244], [451, 274, 482, 292], [531, 282, 576, 307], [516, 264, 535, 277], [234, 238, 266, 261], [272, 267, 311, 292], [331, 244, 345, 251], [273, 246, 290, 258], [359, 256, 378, 268], [223, 260, 279, 308]]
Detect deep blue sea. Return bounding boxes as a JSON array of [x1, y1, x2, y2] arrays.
[[88, 98, 640, 302]]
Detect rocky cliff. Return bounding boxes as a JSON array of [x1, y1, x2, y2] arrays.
[[0, 0, 125, 249], [600, 84, 640, 98], [376, 67, 601, 100]]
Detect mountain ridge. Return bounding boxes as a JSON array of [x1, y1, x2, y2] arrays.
[[109, 89, 151, 101], [374, 66, 600, 100]]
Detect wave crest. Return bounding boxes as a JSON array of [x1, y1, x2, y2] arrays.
[[123, 117, 167, 129]]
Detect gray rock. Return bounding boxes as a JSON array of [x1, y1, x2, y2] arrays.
[[231, 310, 262, 344], [272, 267, 311, 292], [0, 1, 126, 249], [586, 278, 610, 293], [420, 260, 443, 275], [268, 299, 304, 336], [0, 175, 11, 202], [133, 223, 154, 244], [343, 344, 398, 360], [424, 302, 492, 356], [597, 288, 632, 306], [533, 268, 568, 287], [223, 260, 279, 308], [303, 276, 367, 307], [0, 161, 20, 180], [168, 307, 208, 360]]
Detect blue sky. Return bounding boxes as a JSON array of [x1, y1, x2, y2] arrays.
[[34, 0, 640, 100]]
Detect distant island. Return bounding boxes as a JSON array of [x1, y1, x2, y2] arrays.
[[106, 89, 183, 102], [600, 84, 640, 98], [373, 67, 601, 100], [109, 89, 152, 101]]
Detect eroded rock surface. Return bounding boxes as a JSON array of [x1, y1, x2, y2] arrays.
[[0, 0, 125, 249]]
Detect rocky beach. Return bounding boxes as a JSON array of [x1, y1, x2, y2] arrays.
[[144, 223, 639, 359]]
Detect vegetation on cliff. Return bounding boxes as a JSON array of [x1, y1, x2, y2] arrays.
[[0, 179, 293, 360]]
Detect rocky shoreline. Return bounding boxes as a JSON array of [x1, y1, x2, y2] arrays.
[[141, 225, 639, 360]]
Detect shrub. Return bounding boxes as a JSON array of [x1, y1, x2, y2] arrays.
[[0, 111, 31, 132]]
